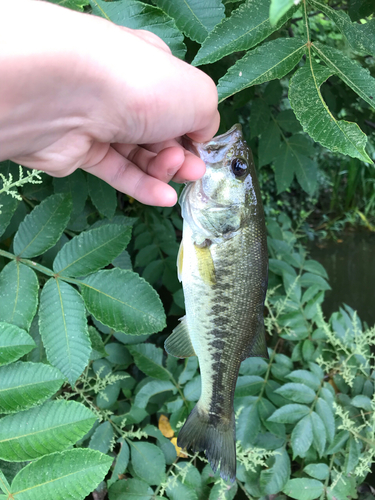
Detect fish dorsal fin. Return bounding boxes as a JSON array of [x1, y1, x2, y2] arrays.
[[241, 316, 268, 361], [195, 243, 216, 286], [177, 241, 183, 282], [165, 316, 196, 358]]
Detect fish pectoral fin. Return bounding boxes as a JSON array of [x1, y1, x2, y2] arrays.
[[164, 316, 196, 358], [194, 243, 216, 286], [177, 241, 183, 282]]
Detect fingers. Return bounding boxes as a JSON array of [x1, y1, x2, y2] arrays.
[[83, 146, 178, 207], [112, 143, 206, 184]]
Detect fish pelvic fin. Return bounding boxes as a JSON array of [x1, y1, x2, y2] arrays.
[[194, 243, 216, 286], [177, 403, 236, 482], [164, 316, 196, 358]]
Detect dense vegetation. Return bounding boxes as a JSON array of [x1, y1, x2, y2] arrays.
[[0, 0, 374, 499]]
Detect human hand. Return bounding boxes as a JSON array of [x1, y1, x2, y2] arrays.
[[0, 1, 220, 206]]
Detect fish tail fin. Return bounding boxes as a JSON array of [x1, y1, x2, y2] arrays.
[[177, 402, 236, 482]]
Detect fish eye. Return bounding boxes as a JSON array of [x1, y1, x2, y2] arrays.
[[231, 158, 247, 178]]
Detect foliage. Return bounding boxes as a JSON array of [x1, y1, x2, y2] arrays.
[[1, 0, 375, 499]]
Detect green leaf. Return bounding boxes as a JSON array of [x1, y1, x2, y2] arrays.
[[237, 403, 261, 447], [10, 449, 112, 500], [309, 0, 375, 56], [53, 170, 87, 221], [312, 43, 375, 110], [178, 357, 199, 385], [0, 261, 38, 331], [276, 109, 302, 133], [289, 58, 372, 164], [153, 0, 224, 43], [283, 478, 324, 500], [327, 473, 358, 500], [286, 370, 321, 390], [302, 260, 328, 278], [235, 376, 264, 397], [267, 403, 310, 424], [80, 269, 166, 334], [53, 224, 131, 277], [130, 441, 165, 485], [39, 279, 90, 386], [209, 480, 238, 499], [128, 344, 170, 380], [291, 415, 313, 458], [304, 463, 329, 480], [258, 121, 281, 167], [13, 193, 72, 257], [269, 0, 295, 26], [0, 190, 19, 238], [326, 430, 350, 455], [274, 135, 318, 195], [273, 142, 297, 193], [87, 175, 117, 219], [135, 244, 160, 268], [109, 478, 153, 500], [108, 439, 130, 488], [250, 99, 271, 138], [0, 361, 64, 414], [315, 398, 335, 444], [0, 322, 36, 366], [344, 437, 361, 474], [112, 250, 132, 270], [193, 0, 297, 66], [134, 380, 176, 408], [105, 344, 132, 367], [299, 273, 331, 290], [0, 400, 96, 461], [89, 422, 114, 454], [274, 383, 316, 404], [88, 326, 108, 361], [90, 0, 186, 58], [47, 0, 90, 12], [351, 394, 372, 411], [311, 411, 327, 457], [260, 447, 290, 495], [218, 38, 306, 102]]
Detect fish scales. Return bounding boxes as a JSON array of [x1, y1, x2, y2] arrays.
[[165, 124, 268, 482]]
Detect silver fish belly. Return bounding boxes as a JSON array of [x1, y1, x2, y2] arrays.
[[165, 124, 268, 482]]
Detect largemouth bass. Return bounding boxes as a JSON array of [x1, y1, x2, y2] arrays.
[[165, 124, 268, 482]]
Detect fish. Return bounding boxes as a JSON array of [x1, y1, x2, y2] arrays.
[[164, 124, 268, 482]]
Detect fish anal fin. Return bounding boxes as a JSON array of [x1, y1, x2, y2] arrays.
[[164, 316, 196, 358], [177, 241, 183, 282], [194, 243, 216, 286]]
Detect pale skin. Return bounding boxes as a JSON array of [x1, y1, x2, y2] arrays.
[[0, 0, 220, 206]]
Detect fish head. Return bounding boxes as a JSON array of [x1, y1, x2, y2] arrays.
[[180, 124, 259, 242]]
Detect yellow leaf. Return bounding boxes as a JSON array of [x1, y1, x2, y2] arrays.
[[171, 437, 188, 458], [158, 414, 174, 438]]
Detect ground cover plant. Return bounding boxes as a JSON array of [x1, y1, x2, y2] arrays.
[[0, 0, 375, 498]]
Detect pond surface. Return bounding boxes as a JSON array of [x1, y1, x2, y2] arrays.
[[307, 230, 375, 327]]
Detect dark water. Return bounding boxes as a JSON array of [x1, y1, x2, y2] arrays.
[[307, 230, 375, 327]]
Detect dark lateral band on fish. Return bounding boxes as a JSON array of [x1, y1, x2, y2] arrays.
[[165, 124, 269, 482]]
